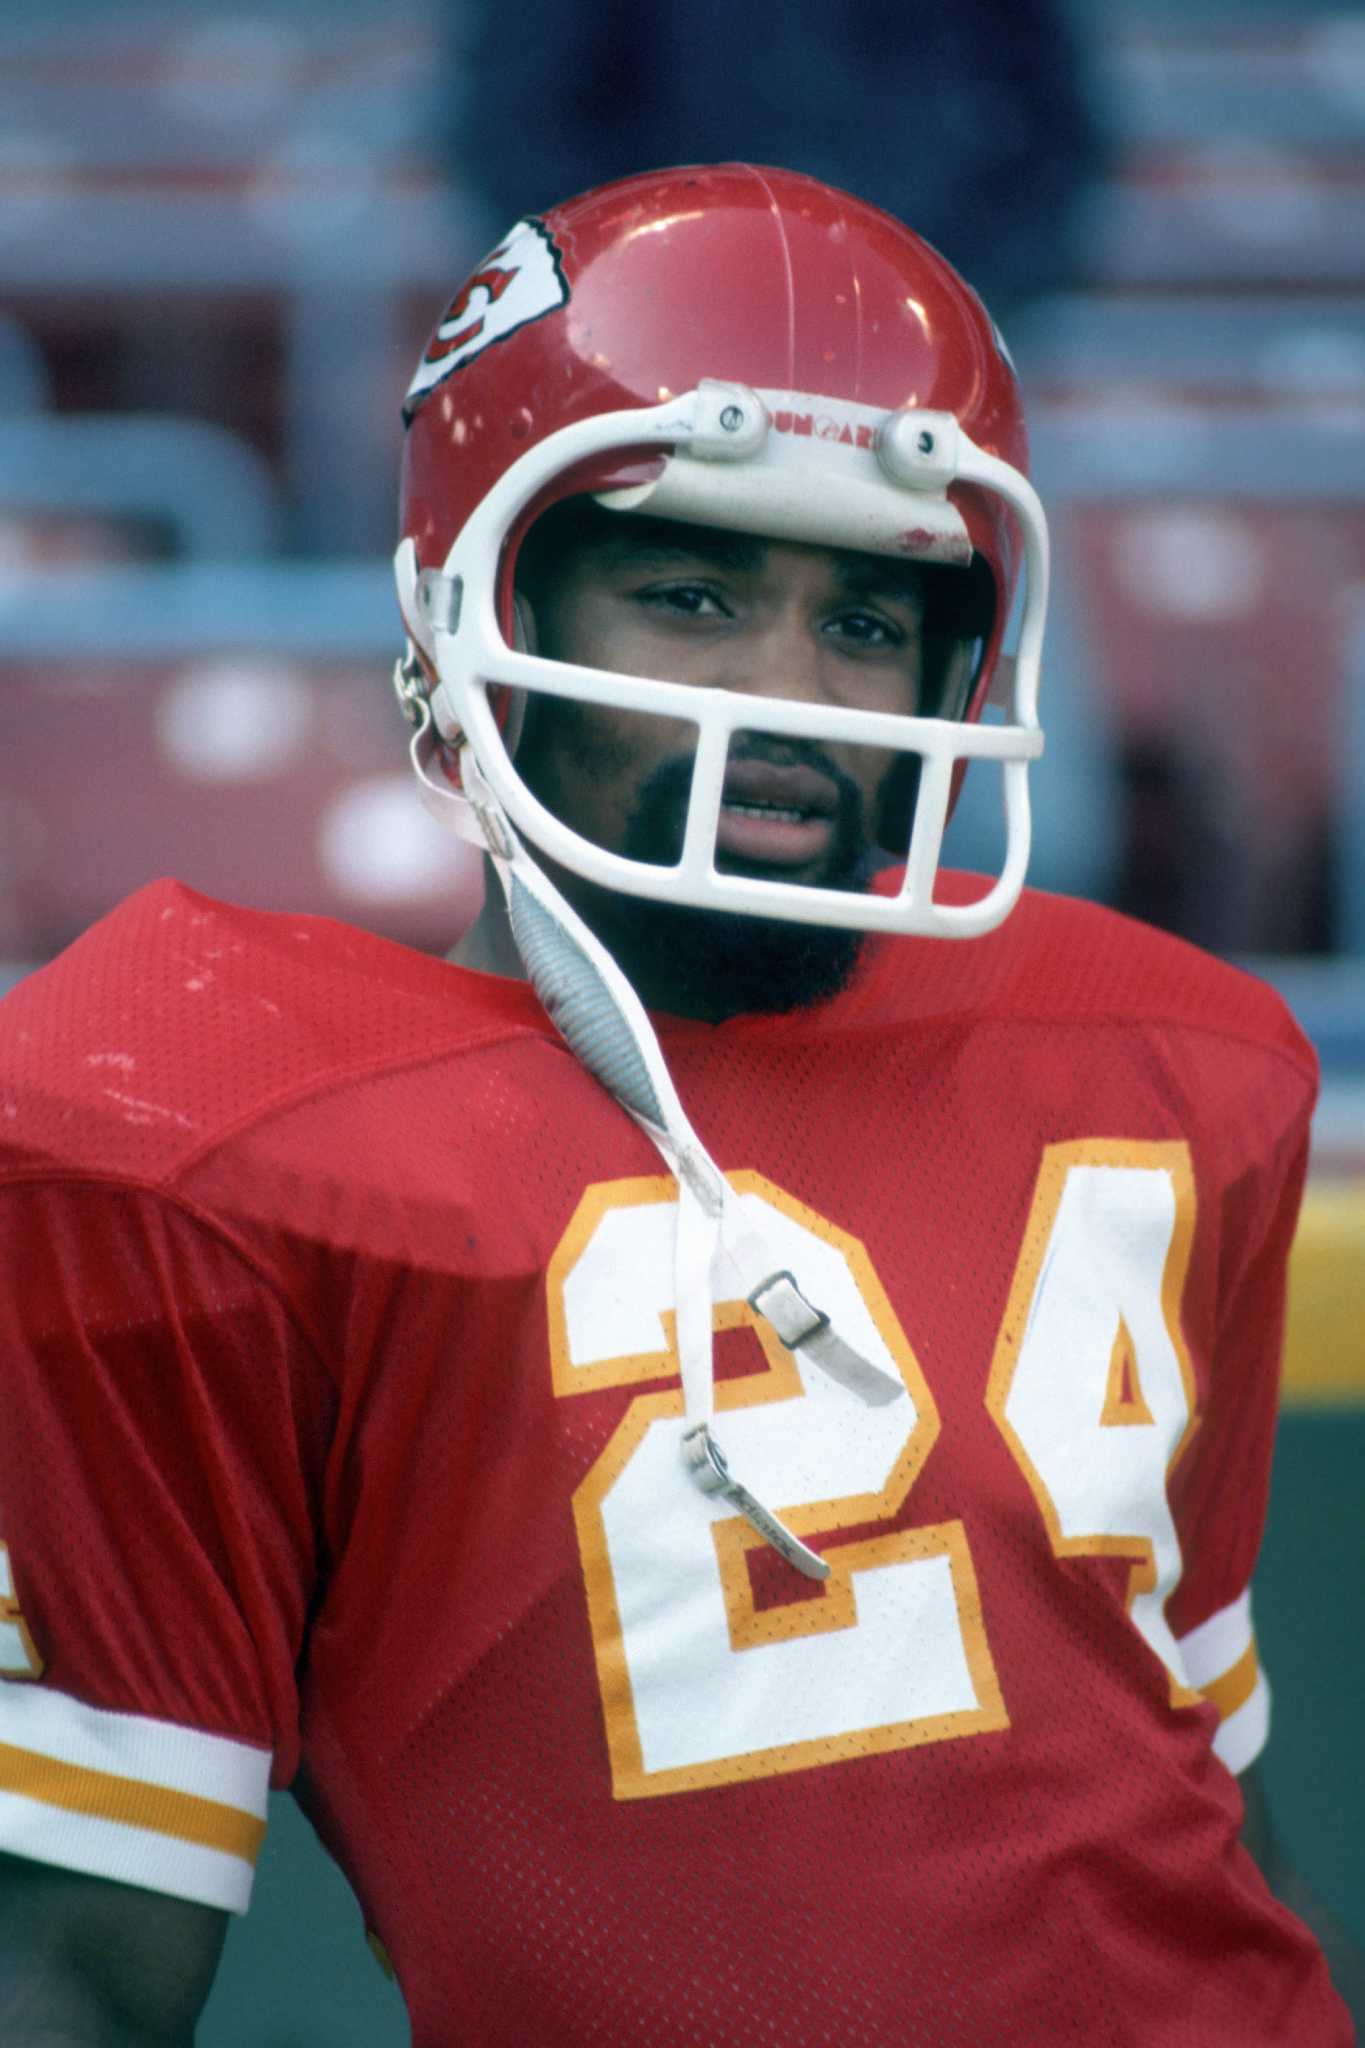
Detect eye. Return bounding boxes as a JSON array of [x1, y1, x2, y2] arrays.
[[634, 579, 731, 621], [824, 605, 906, 651]]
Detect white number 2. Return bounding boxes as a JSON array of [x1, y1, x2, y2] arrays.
[[550, 1144, 1198, 1799]]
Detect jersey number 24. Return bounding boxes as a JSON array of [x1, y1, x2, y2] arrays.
[[548, 1140, 1200, 1799]]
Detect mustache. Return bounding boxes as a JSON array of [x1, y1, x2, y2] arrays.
[[725, 733, 848, 779], [622, 736, 864, 859], [617, 735, 882, 906]]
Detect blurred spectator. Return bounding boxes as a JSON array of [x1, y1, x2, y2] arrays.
[[451, 0, 1105, 320], [445, 0, 1118, 914]]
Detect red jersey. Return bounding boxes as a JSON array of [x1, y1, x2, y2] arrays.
[[0, 876, 1349, 2045]]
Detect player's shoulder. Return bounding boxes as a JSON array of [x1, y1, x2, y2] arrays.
[[869, 876, 1315, 1083], [1003, 886, 1315, 1070], [0, 879, 541, 1184]]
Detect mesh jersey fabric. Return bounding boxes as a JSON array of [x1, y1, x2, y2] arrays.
[[0, 874, 1350, 2047]]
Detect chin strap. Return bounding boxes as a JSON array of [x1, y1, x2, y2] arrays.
[[412, 707, 904, 1581]]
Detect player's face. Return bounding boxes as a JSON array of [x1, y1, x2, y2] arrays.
[[515, 518, 930, 888]]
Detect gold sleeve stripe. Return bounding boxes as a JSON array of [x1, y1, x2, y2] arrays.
[[1212, 1667, 1270, 1776], [0, 1741, 266, 1863], [1198, 1641, 1259, 1725]]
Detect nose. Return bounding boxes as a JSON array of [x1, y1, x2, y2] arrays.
[[721, 605, 829, 707]]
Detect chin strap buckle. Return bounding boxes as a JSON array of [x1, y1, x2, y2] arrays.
[[747, 1269, 905, 1406], [681, 1423, 830, 1581]]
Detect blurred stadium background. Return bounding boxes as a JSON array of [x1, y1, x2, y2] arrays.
[[0, 0, 1360, 2038]]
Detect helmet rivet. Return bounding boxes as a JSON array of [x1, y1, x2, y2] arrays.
[[719, 405, 745, 433], [917, 429, 935, 455]]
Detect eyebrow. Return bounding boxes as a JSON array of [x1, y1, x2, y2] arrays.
[[593, 519, 928, 604], [591, 520, 766, 574], [831, 555, 929, 605]]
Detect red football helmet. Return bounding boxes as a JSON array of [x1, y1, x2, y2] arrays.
[[394, 163, 1048, 936]]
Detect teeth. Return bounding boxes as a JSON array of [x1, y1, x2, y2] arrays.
[[722, 801, 808, 823]]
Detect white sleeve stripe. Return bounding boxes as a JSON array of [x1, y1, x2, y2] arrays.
[[0, 1786, 257, 1914], [1176, 1588, 1254, 1691], [0, 1682, 270, 1814], [1213, 1667, 1271, 1776]]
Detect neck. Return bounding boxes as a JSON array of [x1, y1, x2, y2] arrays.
[[448, 860, 526, 979]]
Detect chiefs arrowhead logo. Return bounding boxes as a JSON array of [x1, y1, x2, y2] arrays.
[[404, 218, 569, 421]]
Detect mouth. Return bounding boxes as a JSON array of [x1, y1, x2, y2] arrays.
[[715, 758, 841, 869]]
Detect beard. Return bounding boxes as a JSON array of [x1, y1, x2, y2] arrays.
[[528, 737, 876, 1021]]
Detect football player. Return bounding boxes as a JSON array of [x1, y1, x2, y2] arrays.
[[0, 165, 1358, 2044]]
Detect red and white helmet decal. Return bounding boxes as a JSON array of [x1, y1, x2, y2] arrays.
[[403, 219, 569, 422]]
